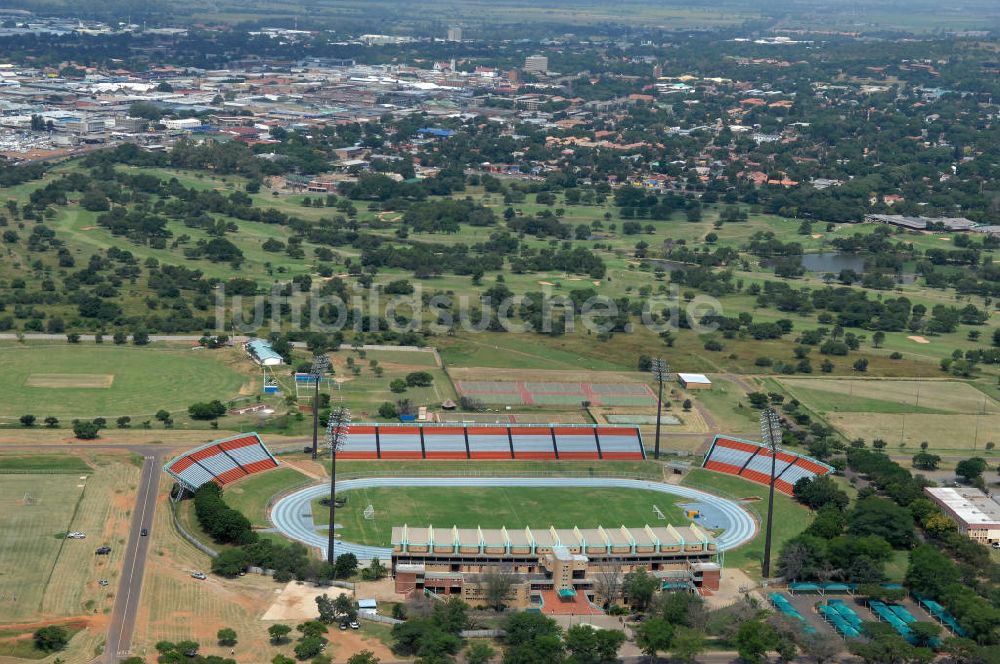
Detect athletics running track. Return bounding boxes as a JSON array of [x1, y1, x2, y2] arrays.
[[270, 477, 757, 560]]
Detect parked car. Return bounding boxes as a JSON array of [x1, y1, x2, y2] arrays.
[[67, 531, 86, 539], [349, 621, 360, 630], [140, 528, 148, 536], [95, 546, 111, 555], [339, 622, 348, 631], [98, 579, 109, 587], [191, 571, 207, 580]]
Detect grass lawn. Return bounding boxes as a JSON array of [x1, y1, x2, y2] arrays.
[[776, 377, 1000, 451], [0, 624, 85, 659], [681, 468, 813, 577], [0, 342, 251, 420], [222, 467, 311, 528], [313, 486, 691, 545], [0, 454, 93, 474], [0, 457, 139, 622]]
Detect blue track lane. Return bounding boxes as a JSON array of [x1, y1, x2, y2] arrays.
[[269, 477, 758, 560]]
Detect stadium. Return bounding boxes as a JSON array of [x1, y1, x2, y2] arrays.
[[163, 422, 835, 613]]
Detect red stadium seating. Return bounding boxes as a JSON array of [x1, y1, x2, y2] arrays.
[[705, 460, 742, 475], [701, 434, 832, 496]]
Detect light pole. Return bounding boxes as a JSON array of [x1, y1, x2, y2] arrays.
[[326, 406, 351, 565], [650, 359, 670, 460], [310, 354, 330, 460], [760, 408, 782, 578]]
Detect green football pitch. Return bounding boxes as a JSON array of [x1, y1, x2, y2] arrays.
[[0, 343, 249, 419], [313, 486, 691, 546]]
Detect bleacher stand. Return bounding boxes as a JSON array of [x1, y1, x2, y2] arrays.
[[164, 432, 278, 492], [702, 435, 833, 495], [332, 423, 645, 461]]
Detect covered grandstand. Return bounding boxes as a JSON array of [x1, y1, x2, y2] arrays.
[[164, 432, 279, 492], [336, 423, 645, 460], [701, 435, 833, 495]]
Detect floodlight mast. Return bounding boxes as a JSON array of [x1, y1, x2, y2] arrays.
[[650, 359, 670, 460], [326, 406, 351, 564], [760, 407, 782, 578], [310, 355, 330, 460]]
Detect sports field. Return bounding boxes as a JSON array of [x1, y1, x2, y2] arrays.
[[777, 378, 1000, 451], [0, 454, 139, 623], [313, 486, 690, 546], [0, 343, 251, 419]]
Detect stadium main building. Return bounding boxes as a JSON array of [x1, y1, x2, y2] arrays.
[[390, 523, 720, 610]]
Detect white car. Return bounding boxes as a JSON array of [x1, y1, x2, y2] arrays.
[[191, 571, 207, 580], [67, 532, 86, 539]]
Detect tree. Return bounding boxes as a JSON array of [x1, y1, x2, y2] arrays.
[[333, 593, 357, 621], [116, 416, 132, 429], [623, 568, 658, 611], [212, 548, 249, 577], [908, 622, 941, 648], [389, 379, 407, 393], [72, 420, 100, 439], [735, 619, 777, 664], [848, 497, 914, 548], [798, 633, 842, 663], [19, 414, 36, 427], [294, 635, 326, 660], [955, 457, 988, 482], [669, 626, 706, 664], [34, 626, 69, 652], [466, 642, 496, 664], [268, 624, 292, 644], [334, 552, 358, 578], [346, 651, 380, 664], [132, 330, 150, 345], [217, 628, 237, 646], [480, 566, 515, 612], [272, 656, 296, 664], [911, 452, 940, 471], [592, 560, 624, 608], [188, 400, 227, 420], [564, 624, 624, 664], [316, 594, 337, 624], [377, 402, 398, 419], [43, 416, 59, 428], [404, 371, 434, 387], [635, 618, 673, 661], [155, 409, 171, 422], [872, 331, 885, 348]]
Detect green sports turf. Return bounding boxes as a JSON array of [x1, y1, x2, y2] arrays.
[[313, 486, 690, 546], [0, 344, 249, 419], [222, 467, 311, 528]]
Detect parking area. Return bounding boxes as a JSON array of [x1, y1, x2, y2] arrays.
[[779, 591, 947, 640]]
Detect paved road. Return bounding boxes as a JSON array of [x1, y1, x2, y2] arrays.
[[104, 452, 162, 663], [270, 477, 758, 560]]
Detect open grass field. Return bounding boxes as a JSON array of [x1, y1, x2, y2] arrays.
[[135, 475, 394, 664], [312, 486, 690, 545], [222, 467, 312, 528], [681, 468, 812, 577], [777, 377, 1000, 451], [0, 454, 138, 625], [0, 343, 252, 421]]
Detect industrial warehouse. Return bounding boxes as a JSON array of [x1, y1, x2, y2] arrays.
[[390, 523, 721, 611]]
